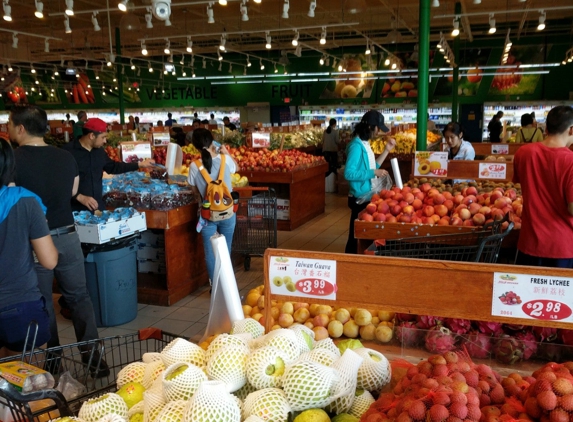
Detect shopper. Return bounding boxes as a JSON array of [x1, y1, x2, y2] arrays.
[[427, 113, 437, 131], [322, 118, 340, 177], [209, 113, 218, 125], [223, 116, 237, 131], [513, 105, 573, 268], [443, 122, 475, 160], [185, 119, 202, 146], [63, 118, 154, 212], [187, 128, 238, 283], [165, 112, 176, 127], [127, 115, 137, 131], [0, 138, 57, 358], [488, 111, 504, 142], [344, 110, 396, 254], [156, 120, 163, 127], [134, 116, 140, 131], [516, 113, 543, 143], [531, 111, 537, 127], [73, 111, 87, 140]]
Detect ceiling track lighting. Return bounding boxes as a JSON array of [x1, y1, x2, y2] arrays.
[[274, 63, 278, 73], [473, 0, 481, 4], [320, 27, 327, 45], [319, 56, 324, 65], [292, 30, 299, 46], [207, 3, 214, 24], [294, 45, 302, 57], [219, 0, 227, 5], [229, 63, 232, 73], [165, 17, 171, 27], [451, 17, 460, 37], [218, 62, 222, 71], [220, 34, 226, 51], [179, 55, 185, 65], [64, 15, 72, 33], [243, 66, 247, 76], [44, 39, 49, 52], [537, 11, 546, 31], [164, 39, 170, 54], [168, 54, 174, 63], [265, 32, 272, 49], [365, 39, 371, 55], [118, 0, 128, 11], [488, 14, 496, 34], [431, 0, 439, 8], [260, 59, 265, 70], [502, 29, 512, 65], [65, 0, 74, 16], [53, 65, 58, 75], [217, 49, 223, 61], [92, 12, 101, 31], [34, 0, 43, 18], [561, 47, 573, 65], [145, 8, 153, 28], [282, 0, 289, 19], [130, 59, 136, 70], [202, 58, 206, 69], [141, 40, 148, 55], [186, 36, 193, 53], [190, 56, 195, 67], [148, 61, 153, 72], [308, 0, 316, 17], [283, 66, 287, 75], [3, 0, 11, 21], [240, 0, 248, 21], [11, 33, 18, 49], [246, 55, 251, 67], [30, 64, 36, 74]]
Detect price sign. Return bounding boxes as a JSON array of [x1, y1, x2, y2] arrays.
[[492, 272, 573, 322], [413, 151, 448, 177], [491, 144, 509, 154], [478, 162, 507, 179], [269, 256, 337, 300], [152, 132, 171, 146], [120, 142, 152, 163], [252, 132, 270, 148]]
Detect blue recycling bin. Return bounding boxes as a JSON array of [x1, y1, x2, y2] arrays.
[[84, 237, 138, 327]]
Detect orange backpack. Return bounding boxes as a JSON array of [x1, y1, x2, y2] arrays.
[[195, 155, 235, 221]]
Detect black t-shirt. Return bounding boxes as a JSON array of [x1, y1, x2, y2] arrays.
[[225, 122, 237, 131], [14, 146, 78, 229], [0, 198, 48, 309], [488, 118, 503, 142], [62, 139, 139, 211]]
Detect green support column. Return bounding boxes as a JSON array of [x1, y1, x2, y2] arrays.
[[115, 27, 125, 125], [451, 2, 461, 122], [416, 0, 431, 152]]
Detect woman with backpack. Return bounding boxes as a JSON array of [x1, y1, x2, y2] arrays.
[[188, 128, 238, 284], [516, 113, 544, 143]]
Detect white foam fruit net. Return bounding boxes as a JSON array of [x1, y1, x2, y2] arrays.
[[49, 418, 86, 422], [127, 400, 144, 418], [206, 333, 251, 361], [233, 380, 258, 401], [349, 389, 375, 418], [243, 388, 292, 422], [288, 324, 315, 355], [313, 338, 341, 357], [325, 349, 364, 415], [230, 318, 265, 339], [297, 349, 339, 367], [143, 389, 165, 422], [206, 345, 249, 393], [183, 380, 241, 422], [243, 416, 266, 422], [93, 415, 126, 422], [162, 362, 207, 402], [260, 329, 300, 363], [141, 360, 165, 389], [282, 360, 340, 411], [78, 393, 128, 422], [245, 346, 288, 390], [355, 347, 391, 392], [148, 374, 164, 394], [142, 352, 162, 363], [161, 338, 206, 368], [154, 399, 188, 422], [116, 362, 147, 388]]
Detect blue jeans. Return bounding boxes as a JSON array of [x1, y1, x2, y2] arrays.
[[516, 250, 573, 269], [200, 214, 236, 282], [0, 298, 50, 352]]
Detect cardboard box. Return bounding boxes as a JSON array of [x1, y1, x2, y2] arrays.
[[0, 361, 54, 393], [138, 259, 167, 274], [139, 230, 165, 247], [137, 245, 166, 261], [276, 198, 290, 220], [76, 212, 147, 244]]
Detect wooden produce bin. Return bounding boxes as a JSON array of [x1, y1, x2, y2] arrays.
[[241, 162, 328, 231], [472, 142, 525, 156], [137, 204, 207, 306]]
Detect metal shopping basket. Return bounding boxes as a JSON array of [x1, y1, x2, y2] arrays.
[[0, 328, 180, 421], [233, 187, 278, 270], [375, 214, 514, 263]]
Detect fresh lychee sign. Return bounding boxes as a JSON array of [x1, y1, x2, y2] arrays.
[[492, 272, 573, 322]]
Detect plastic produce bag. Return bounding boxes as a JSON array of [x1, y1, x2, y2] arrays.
[[56, 371, 87, 401], [355, 174, 393, 205]]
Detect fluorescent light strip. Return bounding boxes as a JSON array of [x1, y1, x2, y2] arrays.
[[266, 74, 289, 78], [211, 81, 236, 85], [330, 71, 361, 76], [236, 80, 263, 84], [207, 76, 234, 80], [297, 72, 330, 76], [346, 77, 378, 81], [263, 80, 289, 83], [318, 78, 339, 82], [369, 70, 400, 74], [519, 63, 560, 68], [458, 70, 549, 76], [177, 77, 205, 80], [291, 78, 318, 82], [235, 74, 266, 78]]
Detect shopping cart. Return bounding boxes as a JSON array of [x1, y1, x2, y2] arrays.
[[233, 187, 278, 270], [0, 328, 180, 421], [375, 214, 514, 263]]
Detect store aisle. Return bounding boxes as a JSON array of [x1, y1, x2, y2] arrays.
[[54, 193, 350, 345]]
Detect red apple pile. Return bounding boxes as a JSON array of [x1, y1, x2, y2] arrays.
[[358, 184, 522, 229], [227, 146, 325, 172]]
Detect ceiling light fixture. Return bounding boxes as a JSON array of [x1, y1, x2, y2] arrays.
[[331, 59, 337, 69], [165, 17, 171, 26], [320, 27, 327, 44], [283, 66, 287, 75], [265, 32, 272, 49], [432, 0, 439, 8], [11, 33, 17, 48], [219, 0, 227, 5], [118, 0, 128, 11], [203, 58, 206, 69], [64, 15, 72, 33], [308, 0, 316, 17], [282, 0, 289, 19], [292, 30, 299, 46], [365, 39, 371, 55], [260, 59, 265, 70], [473, 0, 481, 4], [319, 56, 324, 65], [53, 65, 58, 75], [186, 36, 193, 52], [229, 63, 232, 73], [130, 59, 136, 70], [141, 40, 148, 55], [2, 0, 11, 21], [218, 62, 222, 71], [240, 0, 248, 21], [384, 57, 390, 66], [44, 39, 49, 52], [207, 3, 214, 23], [220, 34, 226, 51], [294, 45, 302, 57], [107, 53, 115, 66], [145, 8, 153, 28], [164, 39, 170, 54], [180, 55, 184, 65], [34, 0, 43, 18], [488, 14, 496, 34], [243, 66, 247, 76], [148, 61, 153, 72], [274, 63, 278, 73], [65, 0, 74, 16], [92, 12, 101, 31], [168, 54, 173, 63], [192, 69, 196, 77], [338, 64, 343, 71], [31, 64, 36, 73], [451, 17, 460, 37], [502, 29, 512, 64], [217, 49, 223, 60], [246, 55, 251, 67], [537, 11, 546, 31]]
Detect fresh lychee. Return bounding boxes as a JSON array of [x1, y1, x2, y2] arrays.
[[429, 404, 449, 422], [451, 373, 467, 383], [423, 379, 440, 390], [449, 403, 468, 419], [450, 391, 468, 405], [558, 394, 573, 411], [434, 365, 450, 378], [537, 390, 558, 411], [408, 400, 427, 420], [532, 380, 555, 397], [397, 411, 414, 422], [478, 380, 491, 394], [412, 374, 428, 384], [465, 392, 480, 406], [524, 397, 542, 419], [480, 394, 491, 407], [433, 392, 451, 406], [489, 385, 505, 404], [464, 371, 479, 387], [552, 378, 573, 396], [549, 408, 569, 422], [537, 372, 558, 383], [466, 404, 481, 421], [444, 351, 459, 364]]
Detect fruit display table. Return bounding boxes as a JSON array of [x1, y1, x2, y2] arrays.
[[409, 159, 515, 182], [471, 142, 525, 156], [137, 204, 207, 306], [241, 162, 329, 231]]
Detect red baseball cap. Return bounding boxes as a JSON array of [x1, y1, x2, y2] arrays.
[[83, 118, 107, 133]]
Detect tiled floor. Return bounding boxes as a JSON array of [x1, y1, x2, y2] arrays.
[[55, 193, 350, 346]]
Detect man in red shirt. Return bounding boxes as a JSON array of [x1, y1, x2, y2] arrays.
[[513, 105, 573, 268]]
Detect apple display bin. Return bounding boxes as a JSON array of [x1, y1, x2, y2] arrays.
[[84, 236, 138, 327], [0, 328, 179, 421]]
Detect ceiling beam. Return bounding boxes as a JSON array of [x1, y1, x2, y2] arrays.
[[517, 4, 530, 40], [377, 0, 416, 37], [459, 0, 473, 42]]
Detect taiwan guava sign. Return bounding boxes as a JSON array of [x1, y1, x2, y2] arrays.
[[269, 256, 337, 300], [320, 54, 376, 100], [434, 48, 492, 97]]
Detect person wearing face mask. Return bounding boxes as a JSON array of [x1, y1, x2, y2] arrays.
[[344, 110, 396, 254], [442, 122, 475, 185], [62, 118, 154, 212]]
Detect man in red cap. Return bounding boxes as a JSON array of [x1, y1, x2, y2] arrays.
[[63, 118, 154, 212]]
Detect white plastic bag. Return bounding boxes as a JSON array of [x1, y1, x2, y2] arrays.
[[355, 174, 393, 204]]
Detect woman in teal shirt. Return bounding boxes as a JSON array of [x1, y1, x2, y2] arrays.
[[344, 110, 396, 253]]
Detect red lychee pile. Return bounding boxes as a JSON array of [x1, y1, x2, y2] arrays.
[[361, 351, 507, 422]]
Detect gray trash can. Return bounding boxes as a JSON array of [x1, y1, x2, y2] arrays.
[[84, 237, 138, 327]]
